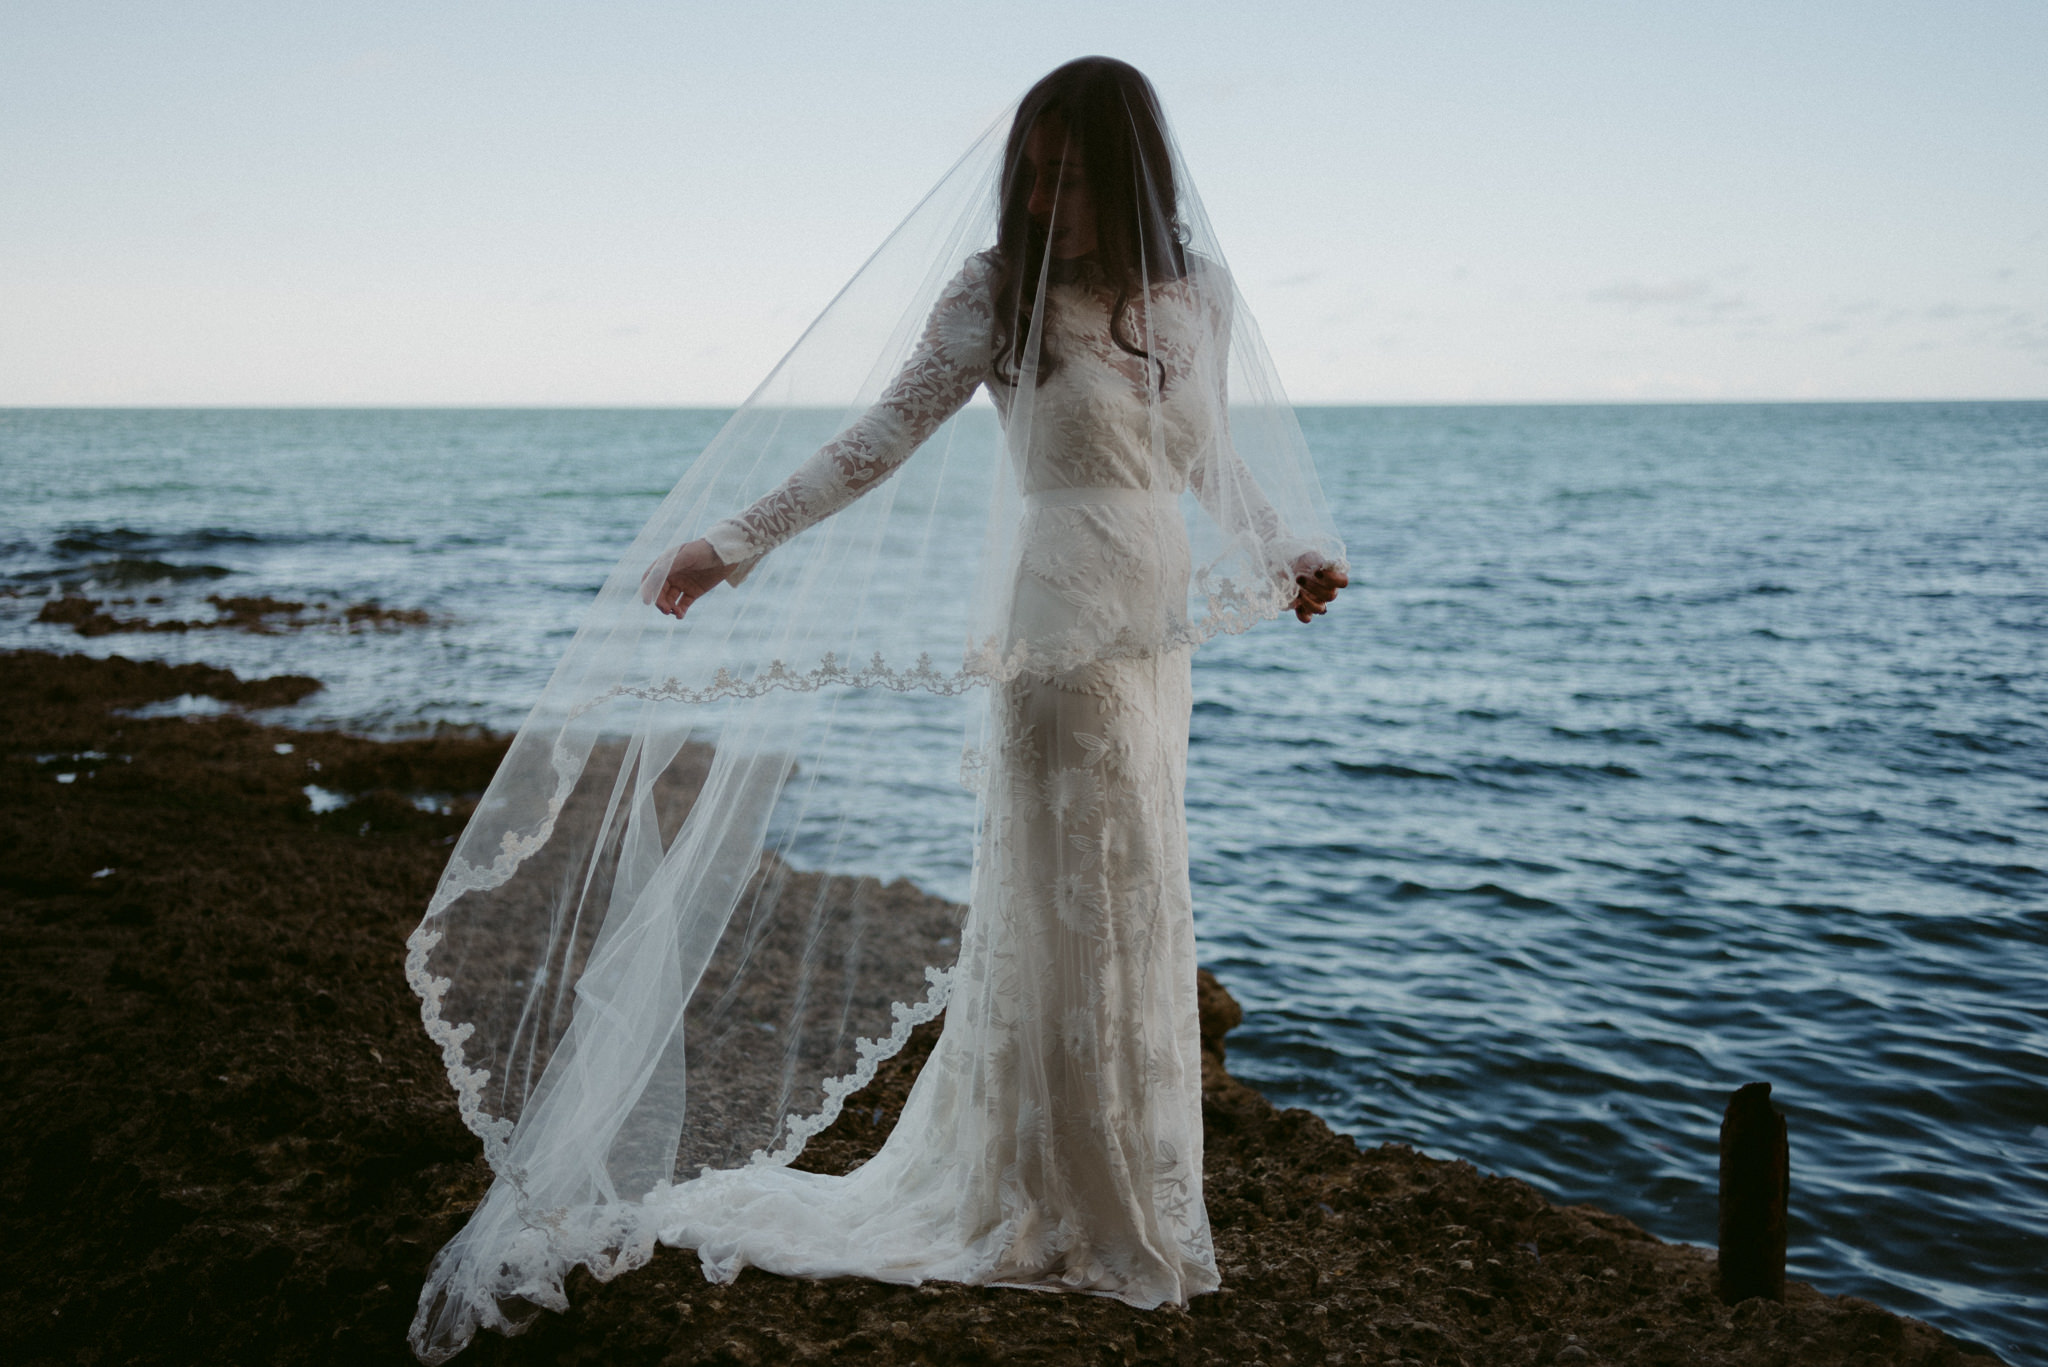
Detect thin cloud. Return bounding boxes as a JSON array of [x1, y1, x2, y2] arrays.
[[1587, 278, 1717, 306], [1587, 278, 1752, 329], [1835, 298, 2048, 357], [1920, 302, 2006, 322]]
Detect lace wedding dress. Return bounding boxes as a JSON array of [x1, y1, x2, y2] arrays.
[[653, 252, 1306, 1303], [406, 63, 1345, 1360]]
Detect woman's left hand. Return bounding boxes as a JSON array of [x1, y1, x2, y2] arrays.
[[1289, 555, 1347, 623]]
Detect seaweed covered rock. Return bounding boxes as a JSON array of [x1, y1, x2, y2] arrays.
[[0, 651, 2003, 1366]]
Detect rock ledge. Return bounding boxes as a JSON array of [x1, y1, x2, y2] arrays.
[[0, 650, 2002, 1366]]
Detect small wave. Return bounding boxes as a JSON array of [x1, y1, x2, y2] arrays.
[[1549, 724, 1661, 746], [1333, 760, 1456, 782], [1928, 728, 2029, 755], [1544, 484, 1656, 503], [1388, 878, 1559, 911], [53, 526, 267, 556], [1938, 827, 2019, 847], [49, 524, 397, 559], [1899, 916, 2001, 950], [1633, 582, 1799, 608], [1466, 854, 1568, 876], [1690, 720, 1783, 740], [51, 558, 234, 588], [1466, 757, 1642, 784]]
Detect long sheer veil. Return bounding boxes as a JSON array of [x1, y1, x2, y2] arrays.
[[406, 65, 1344, 1361]]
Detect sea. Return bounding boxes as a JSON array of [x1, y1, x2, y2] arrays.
[[3, 403, 2043, 1362]]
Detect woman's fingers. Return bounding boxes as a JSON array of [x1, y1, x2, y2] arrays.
[[659, 573, 701, 619], [639, 552, 671, 605], [1289, 586, 1328, 620], [1291, 558, 1346, 623], [647, 564, 689, 618], [642, 539, 732, 620]]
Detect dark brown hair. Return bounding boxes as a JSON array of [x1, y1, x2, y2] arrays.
[[989, 57, 1188, 386]]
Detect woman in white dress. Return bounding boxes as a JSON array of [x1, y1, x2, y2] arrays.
[[640, 53, 1345, 1305], [407, 56, 1344, 1360]]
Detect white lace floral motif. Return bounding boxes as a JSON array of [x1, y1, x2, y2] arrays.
[[703, 260, 997, 566]]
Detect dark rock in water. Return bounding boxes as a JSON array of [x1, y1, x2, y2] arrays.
[[35, 594, 172, 636], [4, 649, 322, 711], [0, 649, 2002, 1367], [1719, 1081, 1790, 1305], [33, 592, 436, 637]]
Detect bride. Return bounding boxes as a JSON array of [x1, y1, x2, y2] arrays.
[[407, 56, 1345, 1361]]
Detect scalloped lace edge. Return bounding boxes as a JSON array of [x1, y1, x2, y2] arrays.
[[748, 962, 955, 1168], [567, 570, 1297, 715], [405, 923, 519, 1168], [403, 569, 1312, 1173], [401, 964, 956, 1364]]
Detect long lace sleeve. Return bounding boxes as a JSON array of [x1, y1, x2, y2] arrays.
[[1185, 265, 1317, 582], [703, 260, 994, 568], [1189, 427, 1313, 581]]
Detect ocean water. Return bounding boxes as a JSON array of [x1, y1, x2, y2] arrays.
[[3, 404, 2043, 1361]]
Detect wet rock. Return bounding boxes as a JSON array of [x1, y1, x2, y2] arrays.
[[0, 649, 2006, 1367]]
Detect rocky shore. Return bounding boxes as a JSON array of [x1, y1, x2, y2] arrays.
[[0, 649, 2002, 1366]]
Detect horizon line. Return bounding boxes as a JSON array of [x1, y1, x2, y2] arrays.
[[5, 396, 2046, 412]]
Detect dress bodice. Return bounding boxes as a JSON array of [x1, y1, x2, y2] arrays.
[[987, 268, 1227, 500]]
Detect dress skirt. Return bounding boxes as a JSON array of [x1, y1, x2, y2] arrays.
[[655, 495, 1218, 1307]]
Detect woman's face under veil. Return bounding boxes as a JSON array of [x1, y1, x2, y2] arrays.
[[1022, 119, 1096, 260]]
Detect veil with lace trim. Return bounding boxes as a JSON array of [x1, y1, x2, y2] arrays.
[[406, 57, 1345, 1360]]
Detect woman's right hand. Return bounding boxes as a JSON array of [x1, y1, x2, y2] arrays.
[[640, 539, 732, 620]]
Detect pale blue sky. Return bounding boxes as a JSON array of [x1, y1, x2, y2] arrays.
[[3, 1, 2043, 404]]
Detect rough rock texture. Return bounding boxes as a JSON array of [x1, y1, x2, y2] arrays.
[[36, 593, 432, 637], [0, 650, 2002, 1366]]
